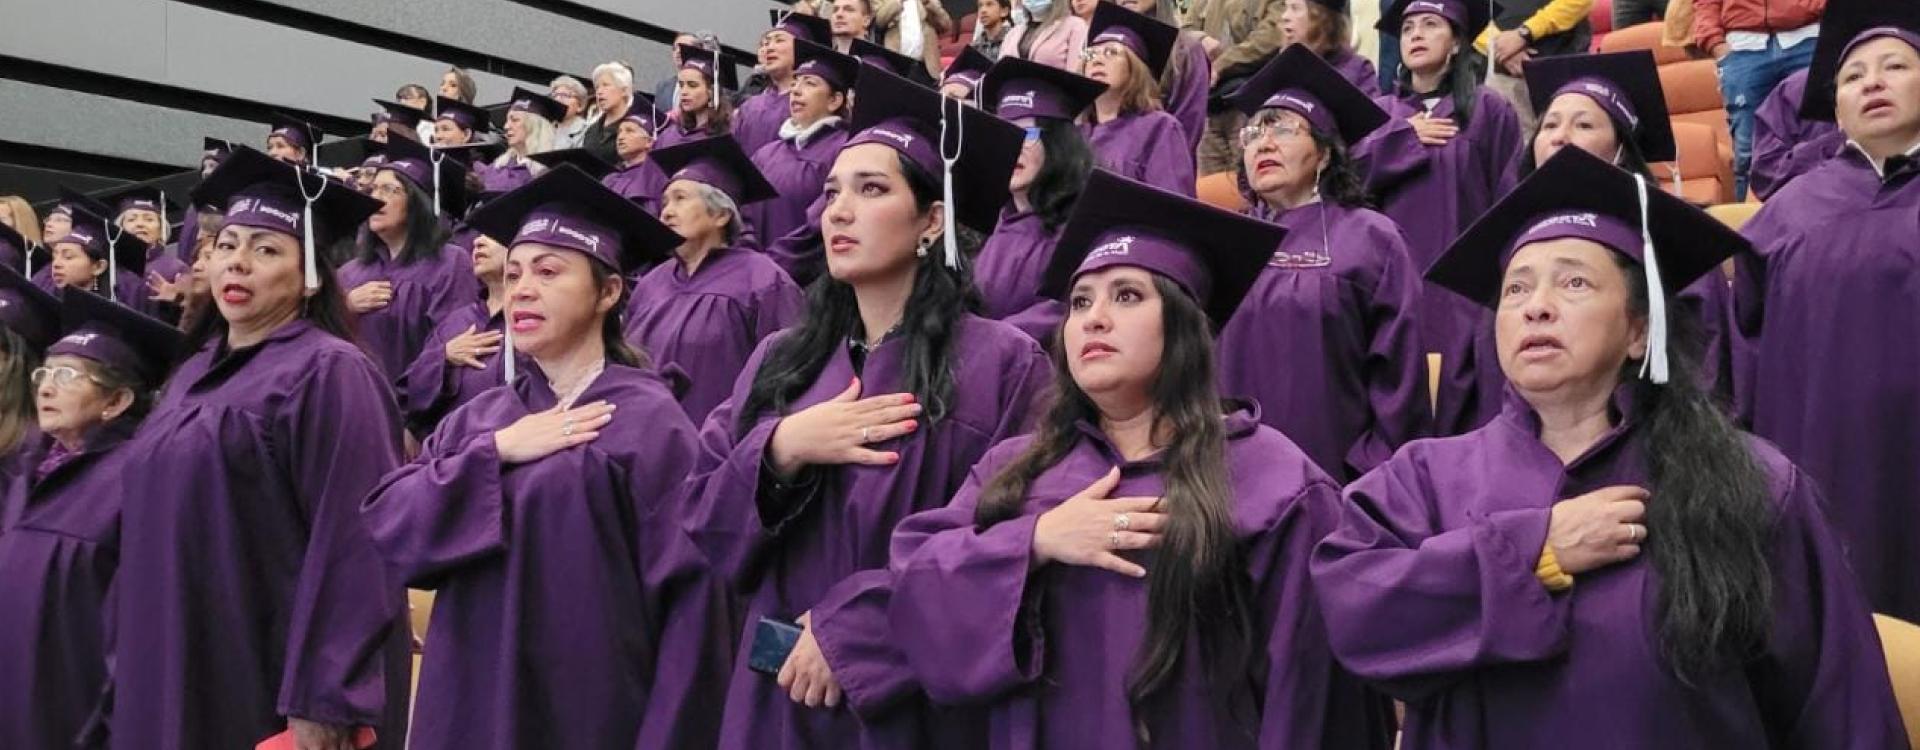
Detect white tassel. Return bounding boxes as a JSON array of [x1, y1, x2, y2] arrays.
[[431, 150, 444, 218], [503, 304, 516, 384], [296, 165, 329, 292], [105, 215, 120, 302], [1634, 174, 1669, 385], [937, 97, 964, 270]]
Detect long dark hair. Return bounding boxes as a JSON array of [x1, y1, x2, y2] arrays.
[[0, 328, 39, 456], [1394, 37, 1485, 127], [592, 260, 648, 369], [974, 275, 1256, 742], [1028, 117, 1096, 231], [1617, 254, 1774, 684], [185, 229, 360, 353], [1517, 112, 1656, 181], [737, 152, 975, 431], [356, 178, 449, 266]]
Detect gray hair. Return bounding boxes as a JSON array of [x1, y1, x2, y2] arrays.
[[691, 182, 740, 244], [592, 62, 634, 91], [549, 75, 588, 99]]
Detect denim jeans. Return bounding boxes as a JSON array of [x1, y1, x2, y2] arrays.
[[1379, 0, 1401, 95], [1719, 36, 1816, 199]]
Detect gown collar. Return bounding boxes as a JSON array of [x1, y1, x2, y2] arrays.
[[1071, 399, 1264, 471]]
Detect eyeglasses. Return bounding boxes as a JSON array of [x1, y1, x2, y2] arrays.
[[1078, 44, 1129, 63], [1237, 121, 1309, 147], [1023, 126, 1043, 143], [30, 365, 105, 391], [368, 182, 408, 200]]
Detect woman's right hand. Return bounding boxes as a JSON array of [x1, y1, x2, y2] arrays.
[[494, 401, 616, 464], [766, 378, 922, 479], [348, 281, 394, 313], [1546, 485, 1650, 575], [1409, 112, 1460, 146], [1032, 468, 1165, 578], [445, 325, 505, 369]]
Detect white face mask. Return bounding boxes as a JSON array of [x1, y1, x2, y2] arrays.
[[1022, 0, 1051, 18]]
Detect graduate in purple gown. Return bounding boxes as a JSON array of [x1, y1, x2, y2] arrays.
[[0, 265, 57, 521], [362, 165, 731, 750], [877, 171, 1393, 749], [431, 96, 490, 148], [1114, 0, 1214, 156], [0, 289, 180, 750], [111, 147, 410, 749], [43, 201, 150, 314], [1080, 3, 1197, 195], [1521, 50, 1739, 404], [627, 135, 806, 425], [747, 40, 857, 250], [1225, 45, 1429, 482], [740, 12, 836, 157], [397, 231, 511, 436], [175, 138, 234, 264], [1365, 0, 1524, 435], [1279, 0, 1381, 97], [476, 87, 568, 195], [682, 68, 1051, 749], [1311, 148, 1908, 750], [265, 112, 321, 165], [973, 56, 1104, 343], [938, 45, 995, 104], [1736, 7, 1920, 623], [340, 135, 481, 386], [95, 185, 189, 324], [657, 44, 738, 151], [603, 101, 672, 213], [1749, 68, 1847, 201]]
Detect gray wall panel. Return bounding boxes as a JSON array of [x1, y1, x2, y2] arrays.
[[0, 0, 169, 81], [0, 79, 259, 167]]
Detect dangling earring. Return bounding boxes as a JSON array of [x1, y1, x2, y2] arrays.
[[1312, 165, 1324, 199], [916, 236, 932, 258]]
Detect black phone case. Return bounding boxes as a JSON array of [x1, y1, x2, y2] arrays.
[[748, 617, 804, 675]]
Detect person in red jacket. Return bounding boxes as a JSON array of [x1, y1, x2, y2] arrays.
[[1693, 0, 1824, 198]]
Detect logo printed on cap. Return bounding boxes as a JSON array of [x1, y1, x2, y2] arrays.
[[1408, 0, 1447, 13], [1528, 212, 1601, 234], [553, 222, 602, 252], [1001, 91, 1038, 110], [1092, 32, 1129, 46], [520, 217, 553, 235], [1087, 235, 1137, 260], [1574, 82, 1640, 129], [1278, 95, 1316, 113], [60, 332, 99, 347], [867, 128, 916, 150]]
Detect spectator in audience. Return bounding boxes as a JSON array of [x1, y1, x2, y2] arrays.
[[1082, 2, 1197, 194], [397, 83, 435, 140], [585, 61, 639, 164], [1187, 0, 1287, 174], [1615, 0, 1664, 28], [482, 88, 567, 193], [972, 0, 1016, 60], [1478, 0, 1595, 132], [1694, 0, 1823, 198], [1116, 0, 1215, 158], [1748, 68, 1844, 199], [441, 66, 478, 104], [1001, 0, 1091, 72], [549, 75, 592, 148], [655, 32, 705, 106]]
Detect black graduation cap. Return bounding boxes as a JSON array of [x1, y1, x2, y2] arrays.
[[191, 147, 383, 282], [529, 148, 616, 180], [1042, 169, 1287, 327], [96, 184, 177, 222], [373, 98, 428, 129], [505, 87, 569, 124], [677, 44, 741, 91], [1524, 50, 1676, 162], [52, 286, 185, 385], [769, 8, 834, 45], [1377, 0, 1499, 37], [437, 140, 507, 168], [1798, 0, 1920, 121], [202, 136, 236, 156], [647, 135, 780, 206], [793, 39, 862, 92], [1231, 44, 1391, 145], [464, 164, 680, 275], [267, 112, 323, 152], [980, 55, 1108, 121], [435, 96, 495, 134], [57, 187, 113, 222], [0, 263, 59, 351], [1088, 1, 1180, 78], [382, 135, 471, 216], [850, 39, 923, 80], [846, 65, 1025, 234], [942, 45, 995, 90]]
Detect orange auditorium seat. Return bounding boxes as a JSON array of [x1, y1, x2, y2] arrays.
[[1652, 120, 1734, 204], [1196, 171, 1248, 213], [1598, 22, 1690, 65]]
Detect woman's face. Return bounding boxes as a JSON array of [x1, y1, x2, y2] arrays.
[[210, 225, 308, 333], [201, 155, 221, 178], [822, 143, 938, 285], [1399, 14, 1456, 75], [1534, 93, 1622, 166], [1495, 238, 1647, 399], [1836, 37, 1920, 151], [433, 119, 472, 147], [594, 74, 630, 114], [367, 171, 411, 236], [1241, 109, 1325, 200], [678, 70, 713, 115], [34, 354, 125, 444], [43, 212, 70, 243], [790, 74, 842, 126], [1281, 0, 1316, 47], [440, 72, 463, 100], [265, 135, 306, 164], [761, 29, 796, 76], [1070, 0, 1098, 18], [503, 244, 618, 358], [49, 243, 103, 290], [1064, 266, 1165, 404], [1084, 42, 1133, 90], [370, 121, 391, 143], [1010, 117, 1048, 196], [658, 180, 729, 248], [551, 86, 586, 119], [189, 238, 214, 297], [615, 121, 653, 162], [471, 234, 506, 281], [505, 110, 528, 149], [119, 209, 165, 247]]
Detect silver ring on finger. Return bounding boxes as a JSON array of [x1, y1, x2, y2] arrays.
[[1109, 531, 1121, 549], [1630, 524, 1644, 543], [562, 419, 575, 438], [861, 426, 873, 444], [1113, 513, 1130, 531]]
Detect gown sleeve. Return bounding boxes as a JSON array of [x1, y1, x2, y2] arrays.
[[753, 275, 807, 343], [1164, 36, 1212, 157], [396, 313, 482, 436], [359, 406, 510, 590], [1143, 115, 1198, 197], [1354, 108, 1433, 195], [1746, 462, 1910, 749], [275, 351, 408, 727], [678, 338, 809, 588], [1345, 225, 1430, 477], [1308, 455, 1574, 703], [999, 299, 1067, 347]]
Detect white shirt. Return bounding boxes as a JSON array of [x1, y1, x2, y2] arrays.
[[1726, 22, 1820, 52]]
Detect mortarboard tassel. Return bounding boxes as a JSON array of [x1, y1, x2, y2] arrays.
[[431, 149, 444, 218], [937, 97, 964, 270], [1633, 173, 1669, 385], [503, 299, 517, 384], [296, 164, 328, 292]]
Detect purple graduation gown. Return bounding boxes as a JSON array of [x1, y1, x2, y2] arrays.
[[111, 320, 410, 749], [1310, 386, 1908, 749], [606, 159, 670, 215], [684, 315, 1052, 749], [396, 299, 510, 435], [339, 241, 480, 385], [1362, 88, 1524, 435], [477, 159, 536, 194], [361, 362, 730, 750], [878, 405, 1394, 749], [746, 119, 851, 252], [1326, 47, 1382, 99], [0, 421, 134, 749], [1223, 200, 1429, 482], [1749, 69, 1845, 201], [763, 193, 830, 288], [734, 86, 793, 157], [1163, 35, 1213, 156], [1082, 111, 1196, 196], [1735, 148, 1920, 621], [622, 247, 806, 425], [972, 207, 1066, 344], [653, 117, 722, 151]]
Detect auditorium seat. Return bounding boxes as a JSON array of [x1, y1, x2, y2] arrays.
[[1706, 201, 1762, 231], [1874, 614, 1920, 749], [1652, 121, 1734, 204], [409, 588, 435, 647], [1588, 0, 1614, 51], [1196, 171, 1248, 212], [1597, 22, 1690, 65]]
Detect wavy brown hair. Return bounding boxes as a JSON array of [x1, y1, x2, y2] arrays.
[[0, 329, 39, 456]]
